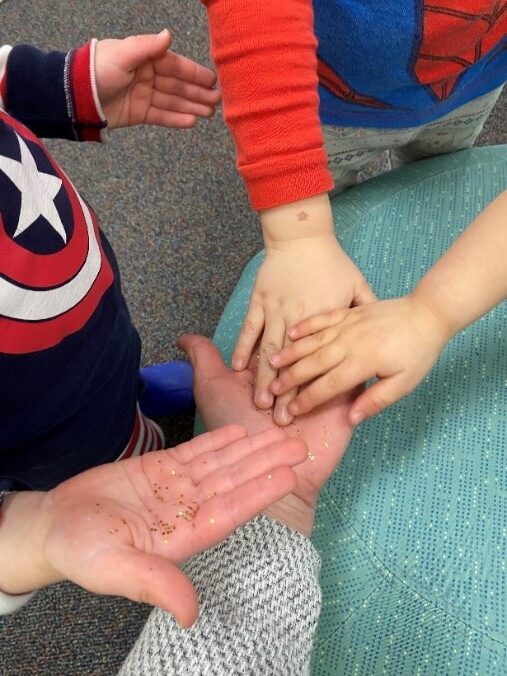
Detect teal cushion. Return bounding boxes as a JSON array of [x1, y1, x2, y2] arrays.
[[198, 146, 507, 674]]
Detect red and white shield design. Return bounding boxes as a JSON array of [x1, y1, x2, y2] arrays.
[[0, 114, 113, 354]]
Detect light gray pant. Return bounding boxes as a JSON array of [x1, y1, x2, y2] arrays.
[[323, 87, 503, 193]]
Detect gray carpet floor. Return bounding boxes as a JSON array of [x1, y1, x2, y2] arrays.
[[0, 1, 505, 672]]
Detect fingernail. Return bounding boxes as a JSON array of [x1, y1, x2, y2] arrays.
[[271, 380, 281, 394], [351, 411, 365, 425], [288, 328, 297, 339], [233, 358, 244, 371], [256, 391, 274, 407], [288, 402, 299, 415], [158, 29, 169, 38], [270, 354, 281, 366], [276, 406, 291, 424]]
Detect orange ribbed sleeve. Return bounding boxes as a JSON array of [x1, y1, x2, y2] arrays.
[[202, 0, 334, 210]]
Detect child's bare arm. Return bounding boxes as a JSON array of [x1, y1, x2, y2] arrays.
[[412, 189, 507, 337], [269, 189, 507, 423]]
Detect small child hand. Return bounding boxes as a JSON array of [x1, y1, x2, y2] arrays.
[[231, 233, 375, 427], [95, 30, 220, 130], [269, 295, 451, 424]]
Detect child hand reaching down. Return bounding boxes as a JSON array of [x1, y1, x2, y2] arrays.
[[232, 193, 375, 427], [269, 189, 507, 424], [201, 0, 505, 428]]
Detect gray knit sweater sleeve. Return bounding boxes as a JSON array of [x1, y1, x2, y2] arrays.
[[119, 515, 321, 676]]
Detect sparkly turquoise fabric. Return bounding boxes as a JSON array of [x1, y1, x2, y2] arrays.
[[199, 146, 507, 674]]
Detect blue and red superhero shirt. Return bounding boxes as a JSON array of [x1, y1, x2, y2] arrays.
[[203, 0, 506, 209], [0, 41, 146, 491], [315, 0, 507, 127]]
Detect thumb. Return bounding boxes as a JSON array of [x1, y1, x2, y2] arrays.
[[352, 280, 377, 306], [119, 30, 172, 70], [92, 548, 198, 627], [349, 374, 408, 425], [178, 334, 228, 382]]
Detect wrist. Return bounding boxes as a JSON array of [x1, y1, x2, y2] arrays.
[[408, 287, 456, 345], [264, 493, 316, 538], [0, 491, 62, 595], [260, 193, 334, 247]]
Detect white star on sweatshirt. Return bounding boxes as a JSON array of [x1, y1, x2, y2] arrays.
[[0, 131, 66, 242]]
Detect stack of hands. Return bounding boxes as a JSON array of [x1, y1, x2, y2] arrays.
[[1, 29, 505, 626], [0, 33, 354, 618], [92, 28, 507, 438], [234, 187, 507, 428]]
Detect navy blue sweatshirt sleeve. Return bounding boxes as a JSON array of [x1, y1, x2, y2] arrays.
[[0, 40, 106, 141]]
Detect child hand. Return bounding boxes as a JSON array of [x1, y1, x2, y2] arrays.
[[95, 30, 220, 130], [269, 295, 451, 424], [232, 232, 375, 427], [0, 426, 306, 625]]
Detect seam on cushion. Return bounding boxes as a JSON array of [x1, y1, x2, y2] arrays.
[[314, 575, 389, 655], [318, 484, 507, 649], [340, 575, 389, 627], [333, 154, 507, 238], [316, 571, 507, 664]]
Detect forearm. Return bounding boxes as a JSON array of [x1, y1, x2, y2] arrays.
[[120, 515, 321, 675], [413, 190, 507, 337], [203, 0, 333, 210], [0, 491, 59, 613]]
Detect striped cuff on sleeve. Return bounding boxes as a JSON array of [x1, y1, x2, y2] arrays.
[[66, 39, 107, 142], [0, 40, 106, 141], [0, 45, 12, 111]]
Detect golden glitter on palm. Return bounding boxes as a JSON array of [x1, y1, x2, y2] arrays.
[[0, 427, 306, 626], [179, 335, 357, 536]]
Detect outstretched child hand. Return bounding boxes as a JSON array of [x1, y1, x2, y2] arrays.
[[269, 295, 451, 425], [268, 188, 507, 424], [95, 30, 220, 130], [231, 194, 375, 428], [0, 426, 306, 625]]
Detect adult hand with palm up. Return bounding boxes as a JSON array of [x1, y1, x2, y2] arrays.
[[0, 426, 306, 625]]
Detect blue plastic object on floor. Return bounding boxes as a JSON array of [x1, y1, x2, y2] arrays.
[[139, 361, 194, 418]]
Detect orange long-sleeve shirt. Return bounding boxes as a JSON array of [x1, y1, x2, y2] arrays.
[[202, 0, 333, 211]]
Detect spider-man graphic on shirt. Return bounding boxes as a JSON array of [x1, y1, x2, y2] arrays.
[[314, 0, 507, 127]]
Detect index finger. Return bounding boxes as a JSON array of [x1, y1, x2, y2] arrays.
[[154, 50, 218, 88], [288, 307, 349, 341], [270, 325, 339, 369], [168, 425, 247, 464]]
